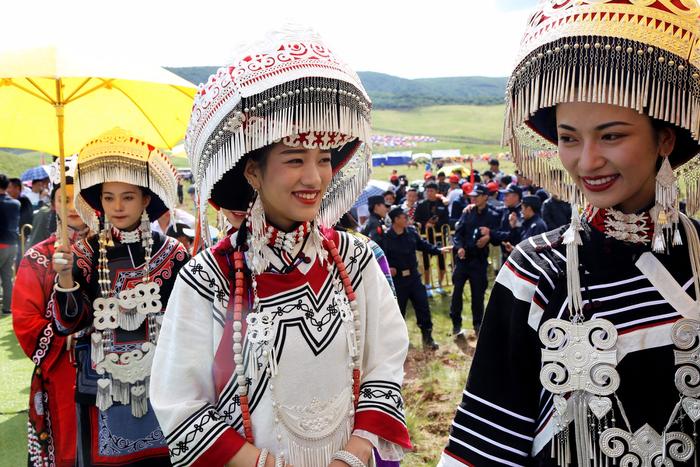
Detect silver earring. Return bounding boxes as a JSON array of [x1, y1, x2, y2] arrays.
[[247, 191, 270, 274], [652, 155, 681, 253]]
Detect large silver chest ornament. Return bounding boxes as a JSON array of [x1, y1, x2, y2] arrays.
[[541, 317, 696, 466]]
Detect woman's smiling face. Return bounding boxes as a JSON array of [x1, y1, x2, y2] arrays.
[[245, 142, 333, 231], [555, 102, 676, 213]]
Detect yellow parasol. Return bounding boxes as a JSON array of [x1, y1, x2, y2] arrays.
[[0, 46, 197, 242]]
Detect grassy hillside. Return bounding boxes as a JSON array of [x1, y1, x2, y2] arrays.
[[0, 151, 47, 178], [372, 104, 506, 155], [167, 67, 507, 110]]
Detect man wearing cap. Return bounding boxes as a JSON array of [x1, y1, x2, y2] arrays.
[[414, 181, 450, 295], [508, 194, 548, 246], [490, 184, 524, 264], [361, 195, 390, 245], [450, 183, 499, 343], [384, 207, 446, 351]]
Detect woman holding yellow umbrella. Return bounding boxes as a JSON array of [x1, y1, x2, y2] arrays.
[[50, 129, 189, 466]]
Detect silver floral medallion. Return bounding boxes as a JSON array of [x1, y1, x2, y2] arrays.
[[540, 318, 620, 395], [599, 424, 693, 467]]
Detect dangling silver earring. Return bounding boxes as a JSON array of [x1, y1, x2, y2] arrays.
[[104, 215, 114, 248], [652, 155, 681, 253], [140, 210, 150, 249], [247, 191, 270, 274]]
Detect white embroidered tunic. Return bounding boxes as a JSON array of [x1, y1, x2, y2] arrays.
[[151, 229, 411, 466]]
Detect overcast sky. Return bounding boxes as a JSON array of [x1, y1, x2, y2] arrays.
[[3, 0, 536, 80]]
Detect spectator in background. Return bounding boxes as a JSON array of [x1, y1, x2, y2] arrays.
[[518, 173, 536, 196], [414, 181, 449, 295], [361, 195, 390, 245], [481, 170, 494, 184], [535, 188, 549, 204], [401, 187, 419, 225], [486, 181, 503, 212], [395, 174, 408, 204], [0, 174, 20, 314], [437, 171, 450, 195], [499, 174, 513, 190], [449, 182, 472, 228], [177, 176, 184, 205], [152, 207, 196, 236], [488, 158, 503, 182], [446, 174, 463, 215], [450, 183, 499, 343], [384, 207, 445, 350], [507, 195, 548, 247], [542, 192, 573, 230], [384, 189, 397, 208], [490, 184, 523, 263], [167, 222, 195, 254], [24, 178, 47, 208], [27, 199, 55, 249], [8, 178, 33, 228]]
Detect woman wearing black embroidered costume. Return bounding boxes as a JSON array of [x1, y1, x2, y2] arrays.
[[439, 1, 700, 466], [51, 129, 190, 466]]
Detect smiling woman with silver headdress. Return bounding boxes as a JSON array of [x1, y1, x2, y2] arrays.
[[440, 1, 700, 466], [149, 26, 411, 467]]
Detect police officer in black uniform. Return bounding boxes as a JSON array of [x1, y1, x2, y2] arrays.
[[509, 195, 549, 244], [490, 184, 523, 264], [450, 184, 499, 343], [383, 207, 445, 350], [361, 195, 390, 245]]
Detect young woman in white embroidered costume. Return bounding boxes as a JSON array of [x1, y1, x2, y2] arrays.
[[150, 26, 411, 467], [51, 129, 190, 466], [440, 1, 700, 467]]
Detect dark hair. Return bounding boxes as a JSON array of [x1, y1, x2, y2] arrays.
[[211, 144, 269, 212], [424, 181, 438, 190], [50, 177, 75, 203], [501, 175, 513, 186], [8, 178, 22, 188], [383, 190, 395, 198], [0, 174, 8, 190]]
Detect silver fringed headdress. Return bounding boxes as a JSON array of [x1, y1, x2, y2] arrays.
[[505, 0, 700, 210], [185, 25, 372, 243], [74, 128, 178, 223]]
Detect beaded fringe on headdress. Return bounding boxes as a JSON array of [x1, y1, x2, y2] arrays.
[[193, 77, 372, 244], [505, 35, 700, 209], [74, 162, 177, 225]]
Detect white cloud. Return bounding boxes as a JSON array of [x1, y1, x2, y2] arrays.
[[1, 0, 534, 79]]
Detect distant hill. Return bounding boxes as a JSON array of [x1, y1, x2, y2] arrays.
[[167, 67, 507, 110]]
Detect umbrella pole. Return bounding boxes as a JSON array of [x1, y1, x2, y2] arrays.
[[55, 78, 68, 245]]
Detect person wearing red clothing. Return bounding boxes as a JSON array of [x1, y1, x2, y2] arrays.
[[12, 173, 90, 467]]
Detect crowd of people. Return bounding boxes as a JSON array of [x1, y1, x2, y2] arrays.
[[1, 1, 700, 465], [353, 159, 570, 351]]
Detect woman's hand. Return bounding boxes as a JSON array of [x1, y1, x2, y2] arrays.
[[52, 244, 74, 289], [329, 435, 373, 467]]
